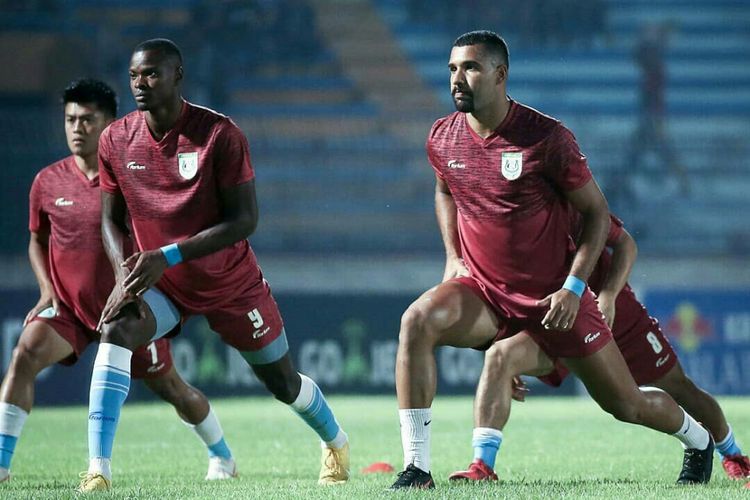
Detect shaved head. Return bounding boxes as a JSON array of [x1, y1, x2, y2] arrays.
[[132, 38, 182, 67]]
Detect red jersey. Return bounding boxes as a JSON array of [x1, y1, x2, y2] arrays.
[[576, 213, 654, 339], [98, 101, 259, 314], [571, 212, 623, 294], [28, 157, 114, 330], [427, 101, 592, 318]]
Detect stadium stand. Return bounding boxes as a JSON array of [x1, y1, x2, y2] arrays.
[[0, 0, 748, 256], [377, 0, 750, 255]]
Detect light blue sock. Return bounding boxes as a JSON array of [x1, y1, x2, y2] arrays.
[[290, 374, 344, 447], [88, 343, 132, 461], [208, 437, 232, 459], [186, 407, 233, 460], [0, 402, 28, 471], [716, 426, 743, 458], [472, 427, 503, 469], [0, 435, 16, 469]]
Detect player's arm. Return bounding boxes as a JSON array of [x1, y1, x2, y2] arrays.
[[597, 227, 638, 328], [166, 179, 258, 261], [538, 179, 609, 331], [99, 190, 142, 326], [101, 190, 132, 278], [121, 180, 258, 297], [24, 228, 60, 325], [435, 175, 468, 281]]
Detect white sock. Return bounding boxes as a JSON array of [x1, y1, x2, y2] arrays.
[[673, 409, 710, 450], [88, 457, 111, 479], [184, 406, 224, 447], [0, 402, 28, 438], [0, 402, 29, 473], [399, 408, 431, 473], [320, 429, 348, 450], [290, 374, 344, 448]]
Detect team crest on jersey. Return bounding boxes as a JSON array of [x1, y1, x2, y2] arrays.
[[178, 152, 198, 180], [500, 152, 523, 180]]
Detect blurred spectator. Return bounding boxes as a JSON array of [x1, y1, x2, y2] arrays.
[[626, 22, 690, 195]]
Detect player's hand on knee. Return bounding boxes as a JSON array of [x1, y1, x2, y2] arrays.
[[537, 289, 580, 331], [98, 283, 137, 330], [595, 291, 616, 329], [511, 376, 529, 402], [122, 250, 168, 297], [23, 292, 60, 327]]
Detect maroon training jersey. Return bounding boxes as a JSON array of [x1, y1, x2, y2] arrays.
[[578, 214, 655, 339], [428, 100, 592, 318], [98, 101, 259, 314], [29, 156, 114, 330], [571, 212, 623, 294]]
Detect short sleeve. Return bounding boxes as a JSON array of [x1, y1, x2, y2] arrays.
[[544, 124, 592, 191], [426, 120, 445, 180], [606, 213, 625, 247], [29, 172, 49, 234], [213, 120, 254, 189], [98, 126, 120, 194]]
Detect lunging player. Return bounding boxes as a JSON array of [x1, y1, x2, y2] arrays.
[[77, 40, 349, 492], [390, 31, 713, 489], [450, 212, 750, 481], [0, 79, 236, 484]]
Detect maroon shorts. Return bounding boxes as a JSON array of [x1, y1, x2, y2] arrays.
[[175, 279, 286, 364], [30, 303, 172, 379], [454, 276, 613, 358], [608, 286, 677, 385], [536, 286, 677, 387]]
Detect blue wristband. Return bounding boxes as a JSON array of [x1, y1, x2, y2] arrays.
[[160, 243, 183, 267], [562, 275, 586, 298]]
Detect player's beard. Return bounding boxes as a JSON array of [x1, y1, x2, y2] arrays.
[[453, 95, 474, 113]]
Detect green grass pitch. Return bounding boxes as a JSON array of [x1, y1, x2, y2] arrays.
[[3, 396, 749, 499]]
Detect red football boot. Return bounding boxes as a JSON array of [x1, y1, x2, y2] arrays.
[[448, 459, 498, 481], [721, 454, 750, 479]]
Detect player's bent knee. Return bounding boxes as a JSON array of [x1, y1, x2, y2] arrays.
[[600, 398, 642, 424], [100, 321, 144, 351], [399, 305, 445, 348], [9, 345, 47, 377], [484, 344, 509, 375]]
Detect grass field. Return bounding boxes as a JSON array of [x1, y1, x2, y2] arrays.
[[3, 395, 749, 499]]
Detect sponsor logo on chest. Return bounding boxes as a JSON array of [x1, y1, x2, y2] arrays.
[[447, 160, 466, 169], [178, 152, 199, 180], [126, 161, 146, 170], [54, 197, 74, 207], [500, 151, 523, 180]]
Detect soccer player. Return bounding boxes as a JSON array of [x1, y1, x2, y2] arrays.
[[450, 212, 750, 481], [390, 31, 713, 489], [0, 79, 237, 484], [77, 39, 349, 492]]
